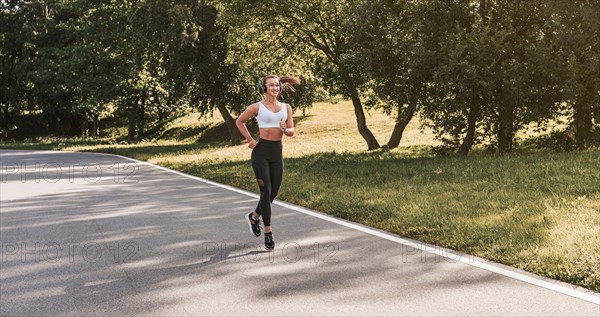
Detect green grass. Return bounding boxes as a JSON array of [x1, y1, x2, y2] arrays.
[[2, 101, 599, 292]]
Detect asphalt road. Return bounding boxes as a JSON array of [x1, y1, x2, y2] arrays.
[[1, 149, 598, 316]]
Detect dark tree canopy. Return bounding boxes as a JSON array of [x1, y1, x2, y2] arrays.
[[1, 0, 597, 152]]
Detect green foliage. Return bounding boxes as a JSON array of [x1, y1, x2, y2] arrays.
[[1, 0, 598, 151], [528, 127, 600, 151], [419, 0, 565, 154], [233, 0, 384, 149], [0, 1, 28, 138], [548, 0, 600, 148], [219, 0, 319, 111]]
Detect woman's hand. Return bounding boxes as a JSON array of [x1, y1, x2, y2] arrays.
[[280, 120, 287, 132], [248, 139, 257, 149]]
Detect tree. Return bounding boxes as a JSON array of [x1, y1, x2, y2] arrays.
[[224, 0, 380, 150], [350, 0, 436, 149], [141, 1, 257, 145], [69, 0, 136, 138], [1, 0, 139, 139], [549, 0, 600, 148], [217, 1, 319, 144], [193, 3, 243, 144], [21, 0, 98, 136], [420, 0, 562, 154], [0, 0, 28, 139]]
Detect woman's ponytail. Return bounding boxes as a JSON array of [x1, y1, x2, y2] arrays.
[[279, 75, 301, 95]]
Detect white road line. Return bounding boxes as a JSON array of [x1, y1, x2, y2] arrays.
[[67, 151, 600, 305]]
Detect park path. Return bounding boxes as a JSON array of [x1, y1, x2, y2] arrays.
[[1, 149, 598, 316]]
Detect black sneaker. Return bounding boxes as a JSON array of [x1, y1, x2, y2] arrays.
[[246, 212, 261, 237], [264, 231, 275, 250]]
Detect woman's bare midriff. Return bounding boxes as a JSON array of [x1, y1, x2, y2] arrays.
[[259, 128, 284, 141]]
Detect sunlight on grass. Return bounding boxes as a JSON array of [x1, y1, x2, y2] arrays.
[[140, 101, 441, 166], [521, 195, 600, 287]]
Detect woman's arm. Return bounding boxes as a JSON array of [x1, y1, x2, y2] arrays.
[[281, 104, 295, 137], [236, 103, 259, 147]]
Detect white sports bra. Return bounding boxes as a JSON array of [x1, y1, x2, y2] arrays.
[[256, 101, 287, 128]]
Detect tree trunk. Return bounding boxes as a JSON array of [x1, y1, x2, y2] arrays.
[[92, 113, 100, 140], [2, 104, 10, 139], [573, 103, 593, 149], [458, 98, 480, 156], [138, 96, 146, 139], [349, 87, 380, 150], [158, 101, 168, 122], [127, 101, 138, 143], [387, 100, 417, 149], [497, 104, 515, 154], [215, 101, 243, 145], [81, 118, 88, 137], [1, 106, 4, 139]]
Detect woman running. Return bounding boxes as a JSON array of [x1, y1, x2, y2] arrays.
[[235, 74, 300, 250]]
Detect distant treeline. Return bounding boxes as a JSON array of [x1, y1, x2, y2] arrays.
[[1, 0, 598, 153]]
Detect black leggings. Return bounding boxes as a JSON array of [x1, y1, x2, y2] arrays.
[[251, 139, 283, 227]]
